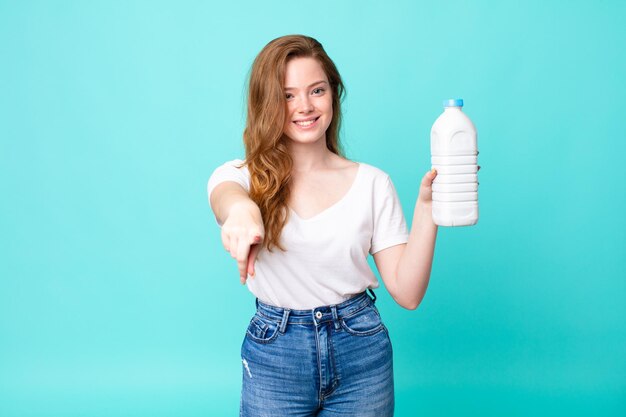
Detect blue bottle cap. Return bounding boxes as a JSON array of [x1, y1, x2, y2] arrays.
[[443, 99, 464, 107]]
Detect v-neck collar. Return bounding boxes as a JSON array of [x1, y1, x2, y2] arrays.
[[288, 163, 362, 222]]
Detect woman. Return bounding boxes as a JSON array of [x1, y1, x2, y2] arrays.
[[207, 34, 439, 417]]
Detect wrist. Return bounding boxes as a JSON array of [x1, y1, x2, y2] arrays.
[[227, 199, 261, 220], [415, 200, 437, 226], [416, 198, 432, 210]]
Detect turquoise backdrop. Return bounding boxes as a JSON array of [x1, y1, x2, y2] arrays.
[[1, 1, 624, 416]]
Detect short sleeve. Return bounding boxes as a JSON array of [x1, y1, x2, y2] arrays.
[[207, 159, 250, 226], [369, 175, 409, 255]]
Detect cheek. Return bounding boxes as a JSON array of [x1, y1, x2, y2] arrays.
[[284, 105, 294, 127], [323, 99, 333, 120]]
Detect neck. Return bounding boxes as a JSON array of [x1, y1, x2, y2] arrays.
[[287, 136, 336, 173]]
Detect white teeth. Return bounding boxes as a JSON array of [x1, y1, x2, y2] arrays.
[[295, 118, 317, 127]]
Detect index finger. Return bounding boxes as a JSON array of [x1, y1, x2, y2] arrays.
[[236, 240, 252, 282]]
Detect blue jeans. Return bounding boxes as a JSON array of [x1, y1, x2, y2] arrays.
[[240, 290, 394, 416]]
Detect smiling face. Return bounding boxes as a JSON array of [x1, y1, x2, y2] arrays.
[[282, 57, 333, 146]]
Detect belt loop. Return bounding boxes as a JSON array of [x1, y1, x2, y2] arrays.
[[367, 288, 377, 304], [331, 305, 341, 330], [279, 309, 291, 334]]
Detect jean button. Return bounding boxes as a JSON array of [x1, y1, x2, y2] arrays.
[[315, 311, 323, 319]]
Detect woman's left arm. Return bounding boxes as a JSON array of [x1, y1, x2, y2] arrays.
[[373, 168, 438, 310], [374, 166, 479, 309]]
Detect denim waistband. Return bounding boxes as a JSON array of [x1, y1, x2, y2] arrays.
[[255, 289, 377, 327]]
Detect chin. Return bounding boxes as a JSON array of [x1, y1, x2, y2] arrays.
[[287, 133, 326, 144]]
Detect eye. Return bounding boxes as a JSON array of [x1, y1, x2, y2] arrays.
[[312, 88, 325, 95], [285, 93, 294, 100]]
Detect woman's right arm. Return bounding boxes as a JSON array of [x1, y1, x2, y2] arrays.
[[209, 182, 265, 284]]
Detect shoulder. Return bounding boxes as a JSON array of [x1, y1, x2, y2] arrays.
[[219, 158, 247, 169], [213, 158, 249, 175], [356, 161, 391, 184], [208, 158, 250, 193]]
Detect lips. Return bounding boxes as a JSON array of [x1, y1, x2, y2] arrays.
[[293, 116, 320, 128]]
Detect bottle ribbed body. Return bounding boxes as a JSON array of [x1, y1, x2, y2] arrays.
[[430, 101, 479, 227]]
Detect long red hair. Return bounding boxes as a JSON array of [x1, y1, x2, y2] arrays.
[[241, 35, 346, 252]]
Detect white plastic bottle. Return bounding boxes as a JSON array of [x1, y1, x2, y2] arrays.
[[430, 99, 479, 226]]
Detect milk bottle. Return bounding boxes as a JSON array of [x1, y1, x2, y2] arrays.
[[430, 99, 479, 226]]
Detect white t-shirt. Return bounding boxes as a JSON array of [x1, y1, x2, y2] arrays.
[[207, 159, 409, 309]]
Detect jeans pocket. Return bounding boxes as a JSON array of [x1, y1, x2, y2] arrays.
[[340, 304, 385, 336], [245, 313, 281, 344]]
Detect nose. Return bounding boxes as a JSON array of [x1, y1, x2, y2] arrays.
[[296, 93, 314, 113]]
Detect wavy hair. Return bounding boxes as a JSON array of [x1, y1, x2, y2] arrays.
[[240, 35, 346, 252]]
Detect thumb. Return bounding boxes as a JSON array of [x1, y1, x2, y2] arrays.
[[247, 243, 261, 278], [423, 168, 437, 186]]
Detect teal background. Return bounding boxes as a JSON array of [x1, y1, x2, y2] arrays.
[[1, 0, 624, 416]]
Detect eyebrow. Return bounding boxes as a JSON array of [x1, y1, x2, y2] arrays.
[[284, 80, 328, 91]]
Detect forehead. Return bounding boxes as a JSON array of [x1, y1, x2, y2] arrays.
[[284, 57, 328, 88]]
